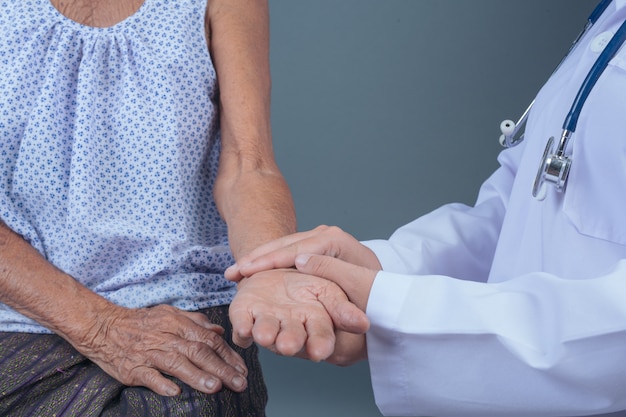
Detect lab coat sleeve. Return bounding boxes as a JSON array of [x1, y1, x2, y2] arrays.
[[366, 266, 626, 417], [362, 146, 519, 282]]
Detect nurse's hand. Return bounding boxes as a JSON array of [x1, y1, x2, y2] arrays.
[[229, 268, 369, 362], [225, 225, 381, 282], [294, 253, 377, 312], [325, 330, 367, 366]]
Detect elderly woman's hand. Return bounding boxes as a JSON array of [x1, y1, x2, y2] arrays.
[[229, 268, 370, 363], [71, 304, 248, 397], [0, 222, 248, 397]]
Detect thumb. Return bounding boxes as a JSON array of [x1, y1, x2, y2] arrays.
[[295, 254, 375, 312], [322, 294, 370, 334]]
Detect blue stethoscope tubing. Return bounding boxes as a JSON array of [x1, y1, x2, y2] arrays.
[[499, 0, 613, 149], [499, 0, 626, 199], [563, 2, 625, 133]]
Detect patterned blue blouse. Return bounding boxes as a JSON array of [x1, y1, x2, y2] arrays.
[[0, 0, 236, 333]]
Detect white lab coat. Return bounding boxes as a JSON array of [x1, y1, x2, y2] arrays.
[[362, 2, 626, 416]]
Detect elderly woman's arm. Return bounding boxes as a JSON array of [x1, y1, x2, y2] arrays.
[[208, 0, 297, 259], [0, 221, 248, 396]]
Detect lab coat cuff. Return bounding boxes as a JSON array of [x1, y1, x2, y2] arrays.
[[361, 239, 413, 275], [366, 271, 416, 415]]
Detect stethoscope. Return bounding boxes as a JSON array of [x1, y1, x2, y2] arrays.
[[498, 0, 626, 200]]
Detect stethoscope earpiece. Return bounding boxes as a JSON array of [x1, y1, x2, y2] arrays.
[[498, 0, 624, 200], [500, 120, 516, 136], [499, 119, 516, 147]]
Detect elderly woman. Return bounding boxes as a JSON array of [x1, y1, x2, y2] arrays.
[[0, 0, 295, 415]]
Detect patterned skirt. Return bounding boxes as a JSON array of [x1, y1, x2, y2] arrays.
[[0, 306, 267, 417]]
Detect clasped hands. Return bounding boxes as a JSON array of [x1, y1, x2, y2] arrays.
[[225, 226, 381, 365]]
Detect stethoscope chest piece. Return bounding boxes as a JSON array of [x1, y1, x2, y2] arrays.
[[532, 136, 572, 200], [498, 0, 626, 201]]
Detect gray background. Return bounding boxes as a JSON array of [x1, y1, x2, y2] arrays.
[[261, 1, 597, 416]]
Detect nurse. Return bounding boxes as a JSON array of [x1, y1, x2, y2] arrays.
[[226, 1, 626, 416]]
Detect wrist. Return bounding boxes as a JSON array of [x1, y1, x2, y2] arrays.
[[54, 287, 125, 352]]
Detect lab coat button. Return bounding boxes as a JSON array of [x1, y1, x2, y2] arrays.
[[590, 31, 613, 53]]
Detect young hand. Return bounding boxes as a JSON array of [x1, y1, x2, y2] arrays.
[[225, 225, 381, 282]]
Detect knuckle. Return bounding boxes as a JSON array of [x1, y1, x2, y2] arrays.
[[184, 341, 205, 358], [310, 256, 331, 276], [123, 365, 152, 387], [203, 330, 224, 347], [159, 351, 184, 370], [325, 225, 344, 235], [276, 339, 303, 357], [133, 368, 155, 385], [184, 340, 223, 364], [114, 358, 142, 384], [208, 362, 230, 379], [188, 310, 210, 322]]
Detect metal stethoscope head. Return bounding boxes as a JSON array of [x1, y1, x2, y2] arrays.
[[499, 114, 572, 201], [531, 130, 573, 200], [499, 109, 573, 200], [498, 0, 623, 201]]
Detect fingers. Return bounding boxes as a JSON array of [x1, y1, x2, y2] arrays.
[[83, 306, 250, 396], [231, 304, 316, 360], [320, 292, 370, 334], [184, 310, 226, 335], [228, 304, 255, 348], [172, 317, 249, 393], [248, 314, 333, 362], [250, 314, 282, 348], [324, 331, 368, 367], [130, 340, 247, 396], [275, 319, 308, 357], [295, 254, 377, 312], [301, 312, 337, 362], [173, 337, 248, 393], [228, 269, 367, 363], [225, 230, 313, 281], [133, 367, 182, 397], [225, 225, 339, 281]]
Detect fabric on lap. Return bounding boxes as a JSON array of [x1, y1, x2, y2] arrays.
[[0, 306, 267, 417]]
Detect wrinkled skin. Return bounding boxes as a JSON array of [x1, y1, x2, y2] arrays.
[[77, 304, 249, 396], [230, 268, 370, 365]]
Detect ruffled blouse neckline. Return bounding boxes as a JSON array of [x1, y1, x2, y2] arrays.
[[44, 0, 149, 32]]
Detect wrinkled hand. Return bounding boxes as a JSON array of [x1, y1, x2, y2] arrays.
[[229, 269, 369, 362], [74, 304, 248, 397], [225, 225, 381, 282]]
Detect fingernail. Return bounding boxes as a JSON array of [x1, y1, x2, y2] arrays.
[[232, 376, 246, 390], [205, 378, 218, 390], [235, 365, 246, 375], [295, 254, 311, 268], [166, 386, 179, 396]]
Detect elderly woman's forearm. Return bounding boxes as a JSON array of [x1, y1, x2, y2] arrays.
[[215, 169, 296, 259], [208, 0, 296, 258], [0, 221, 116, 341], [0, 221, 249, 395]]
